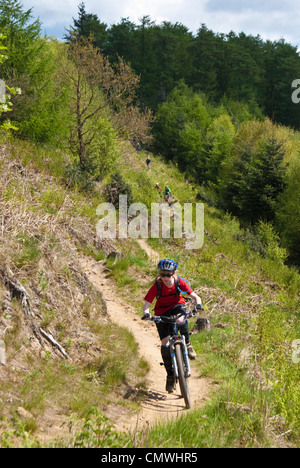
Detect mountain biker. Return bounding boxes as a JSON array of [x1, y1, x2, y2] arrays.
[[142, 258, 204, 393], [145, 155, 151, 170], [164, 185, 171, 201]]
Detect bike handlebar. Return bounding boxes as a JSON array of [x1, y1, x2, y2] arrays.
[[141, 308, 199, 323]]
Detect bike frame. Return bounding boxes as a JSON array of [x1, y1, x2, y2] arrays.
[[144, 312, 195, 380], [142, 309, 199, 408]]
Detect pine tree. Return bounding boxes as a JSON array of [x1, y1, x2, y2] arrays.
[[276, 159, 300, 264], [0, 0, 62, 141], [65, 2, 108, 50], [223, 139, 287, 224], [0, 0, 41, 79]]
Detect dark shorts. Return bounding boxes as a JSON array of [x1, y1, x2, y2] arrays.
[[156, 304, 186, 341]]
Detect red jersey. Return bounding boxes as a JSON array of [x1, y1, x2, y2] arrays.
[[144, 277, 193, 316]]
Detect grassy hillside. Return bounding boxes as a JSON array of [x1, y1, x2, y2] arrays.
[[0, 133, 299, 448], [104, 142, 300, 447], [0, 136, 149, 447]]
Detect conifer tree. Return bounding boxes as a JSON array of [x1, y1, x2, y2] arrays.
[[65, 2, 108, 51], [0, 0, 41, 79], [0, 0, 58, 140], [223, 139, 286, 224]]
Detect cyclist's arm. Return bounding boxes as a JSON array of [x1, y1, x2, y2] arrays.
[[142, 300, 152, 316], [143, 283, 158, 316], [189, 291, 202, 307]]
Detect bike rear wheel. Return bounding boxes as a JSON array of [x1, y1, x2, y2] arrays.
[[175, 343, 191, 409]]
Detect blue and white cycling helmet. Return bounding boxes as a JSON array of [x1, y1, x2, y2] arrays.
[[157, 258, 177, 272]]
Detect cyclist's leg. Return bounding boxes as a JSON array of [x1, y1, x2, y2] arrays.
[[178, 319, 197, 358], [168, 305, 190, 343], [156, 321, 175, 392], [178, 319, 190, 343], [161, 344, 175, 392], [170, 305, 197, 359], [161, 345, 172, 375], [156, 322, 172, 374]]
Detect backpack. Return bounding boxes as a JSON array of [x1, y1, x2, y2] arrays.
[[155, 276, 181, 300]]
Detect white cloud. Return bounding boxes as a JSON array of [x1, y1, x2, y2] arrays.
[[205, 0, 294, 13], [200, 7, 300, 46], [19, 0, 300, 45]]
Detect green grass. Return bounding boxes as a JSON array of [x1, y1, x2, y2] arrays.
[[105, 250, 149, 293], [51, 407, 129, 448], [1, 133, 299, 448], [115, 147, 300, 447], [132, 324, 296, 448], [0, 320, 149, 447], [15, 232, 41, 267]]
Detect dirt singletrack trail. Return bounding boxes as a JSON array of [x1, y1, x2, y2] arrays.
[[79, 239, 211, 432]]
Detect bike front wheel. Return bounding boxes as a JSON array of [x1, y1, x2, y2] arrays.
[[175, 343, 191, 409]]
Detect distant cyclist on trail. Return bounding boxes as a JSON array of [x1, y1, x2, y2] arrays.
[[142, 259, 204, 393], [164, 185, 171, 202], [145, 155, 151, 170]]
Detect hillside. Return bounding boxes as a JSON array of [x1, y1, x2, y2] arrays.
[[0, 0, 299, 449], [0, 138, 150, 446], [0, 134, 299, 448]]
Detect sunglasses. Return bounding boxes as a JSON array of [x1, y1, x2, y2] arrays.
[[160, 272, 174, 278]]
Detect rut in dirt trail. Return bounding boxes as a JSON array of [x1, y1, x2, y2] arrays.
[[80, 239, 211, 431]]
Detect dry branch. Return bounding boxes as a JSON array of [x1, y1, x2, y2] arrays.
[[0, 266, 71, 360], [39, 328, 70, 360]]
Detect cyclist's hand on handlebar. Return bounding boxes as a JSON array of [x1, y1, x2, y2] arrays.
[[141, 313, 151, 321], [196, 304, 204, 311]]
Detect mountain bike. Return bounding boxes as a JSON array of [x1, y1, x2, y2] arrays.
[[142, 310, 198, 409]]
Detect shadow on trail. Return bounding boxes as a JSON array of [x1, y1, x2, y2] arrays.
[[141, 389, 186, 413]]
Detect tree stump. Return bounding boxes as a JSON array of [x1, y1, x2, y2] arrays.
[[191, 317, 212, 333]]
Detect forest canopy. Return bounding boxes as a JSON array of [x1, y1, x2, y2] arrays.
[[65, 3, 300, 128]]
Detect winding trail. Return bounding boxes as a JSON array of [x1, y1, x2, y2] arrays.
[[79, 239, 211, 432]]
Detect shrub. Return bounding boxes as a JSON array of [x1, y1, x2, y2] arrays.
[[104, 171, 134, 208]]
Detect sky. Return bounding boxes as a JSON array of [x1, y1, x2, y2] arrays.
[[20, 0, 300, 47]]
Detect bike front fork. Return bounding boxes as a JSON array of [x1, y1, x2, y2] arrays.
[[169, 335, 191, 379]]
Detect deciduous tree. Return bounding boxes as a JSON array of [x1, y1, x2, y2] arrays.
[[61, 34, 152, 174]]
